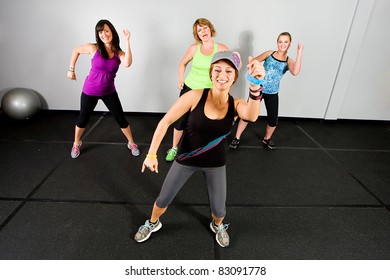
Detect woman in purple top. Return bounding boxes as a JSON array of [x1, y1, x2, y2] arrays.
[[67, 19, 139, 159]]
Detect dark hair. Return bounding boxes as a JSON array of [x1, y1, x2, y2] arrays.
[[209, 60, 239, 83], [95, 19, 121, 59]]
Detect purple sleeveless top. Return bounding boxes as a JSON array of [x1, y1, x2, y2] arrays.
[[82, 50, 121, 96]]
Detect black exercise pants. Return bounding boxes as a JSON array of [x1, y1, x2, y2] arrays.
[[76, 91, 129, 128]]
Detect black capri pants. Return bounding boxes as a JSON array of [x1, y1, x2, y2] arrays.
[[241, 92, 279, 127], [262, 93, 279, 127], [173, 84, 192, 131], [76, 91, 129, 128]]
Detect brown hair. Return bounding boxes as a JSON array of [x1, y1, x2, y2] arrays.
[[192, 18, 216, 43], [95, 19, 121, 59], [209, 61, 239, 83]]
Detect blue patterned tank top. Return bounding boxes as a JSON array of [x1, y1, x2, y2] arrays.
[[262, 51, 289, 94]]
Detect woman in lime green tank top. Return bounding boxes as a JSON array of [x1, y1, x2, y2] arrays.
[[166, 18, 228, 162]]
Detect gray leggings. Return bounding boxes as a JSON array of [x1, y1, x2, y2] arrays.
[[156, 161, 227, 218]]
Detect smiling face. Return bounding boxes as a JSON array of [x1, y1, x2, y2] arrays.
[[277, 34, 291, 52], [98, 24, 113, 45], [210, 60, 238, 90]]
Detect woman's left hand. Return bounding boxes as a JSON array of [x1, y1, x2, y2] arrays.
[[123, 29, 131, 40], [297, 43, 304, 53]]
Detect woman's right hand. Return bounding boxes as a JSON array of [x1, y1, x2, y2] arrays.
[[67, 70, 76, 81], [177, 81, 184, 90], [142, 157, 159, 173]]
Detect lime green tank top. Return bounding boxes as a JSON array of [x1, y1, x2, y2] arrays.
[[185, 42, 218, 89]]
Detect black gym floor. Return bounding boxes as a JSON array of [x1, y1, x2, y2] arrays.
[[0, 110, 389, 260]]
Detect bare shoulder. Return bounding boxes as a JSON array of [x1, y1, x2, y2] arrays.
[[188, 43, 198, 52], [288, 56, 295, 64], [80, 43, 97, 55], [182, 89, 204, 103], [265, 50, 274, 56], [217, 43, 229, 51], [180, 44, 198, 64], [287, 57, 295, 70], [173, 89, 204, 112], [184, 43, 198, 56], [117, 49, 125, 57], [86, 43, 97, 52], [185, 89, 204, 100], [255, 50, 273, 61]]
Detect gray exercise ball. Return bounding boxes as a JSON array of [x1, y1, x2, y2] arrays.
[[1, 88, 41, 120]]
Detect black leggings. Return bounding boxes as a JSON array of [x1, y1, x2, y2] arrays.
[[262, 93, 279, 127], [243, 93, 279, 127], [173, 84, 192, 131], [76, 92, 129, 128]]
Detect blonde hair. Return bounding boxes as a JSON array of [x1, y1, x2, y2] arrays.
[[192, 18, 216, 43], [277, 32, 292, 42]]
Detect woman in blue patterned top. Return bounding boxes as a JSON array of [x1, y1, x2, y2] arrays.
[[230, 32, 303, 150]]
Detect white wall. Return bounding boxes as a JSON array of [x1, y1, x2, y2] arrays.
[[328, 0, 390, 120], [0, 0, 388, 120]]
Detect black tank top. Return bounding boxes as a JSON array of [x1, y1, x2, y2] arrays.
[[176, 89, 235, 167]]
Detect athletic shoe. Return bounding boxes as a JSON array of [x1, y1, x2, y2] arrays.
[[229, 137, 240, 149], [127, 142, 140, 156], [70, 141, 82, 159], [210, 220, 230, 247], [134, 219, 162, 243], [165, 147, 177, 162], [262, 138, 276, 150]]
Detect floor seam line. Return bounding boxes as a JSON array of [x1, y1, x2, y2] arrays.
[[0, 157, 67, 233], [295, 123, 388, 209]]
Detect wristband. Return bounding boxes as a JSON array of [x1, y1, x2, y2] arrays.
[[246, 73, 263, 85], [249, 87, 262, 93], [249, 92, 262, 101], [146, 154, 157, 158]]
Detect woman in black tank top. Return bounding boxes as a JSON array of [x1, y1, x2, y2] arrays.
[[134, 51, 265, 248]]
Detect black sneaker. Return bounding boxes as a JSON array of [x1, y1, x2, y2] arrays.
[[262, 138, 276, 150], [229, 137, 240, 149]]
